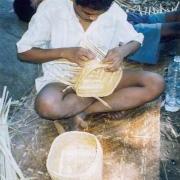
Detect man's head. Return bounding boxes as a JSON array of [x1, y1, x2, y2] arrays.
[[74, 0, 114, 21]]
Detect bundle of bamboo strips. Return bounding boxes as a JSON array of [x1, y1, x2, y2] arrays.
[[0, 87, 25, 180]]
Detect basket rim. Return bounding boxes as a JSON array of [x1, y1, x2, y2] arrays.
[[46, 131, 103, 178]]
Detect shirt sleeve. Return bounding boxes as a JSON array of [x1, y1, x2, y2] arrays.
[[16, 4, 51, 53], [114, 4, 144, 45], [118, 18, 144, 45]]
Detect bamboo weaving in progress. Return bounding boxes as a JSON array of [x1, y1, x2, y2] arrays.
[[74, 39, 123, 98]]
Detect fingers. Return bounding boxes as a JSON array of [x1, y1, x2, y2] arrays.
[[80, 55, 89, 61], [105, 64, 119, 72], [103, 50, 114, 63], [77, 60, 85, 67], [103, 48, 124, 72], [104, 58, 122, 72], [74, 48, 95, 67], [80, 48, 95, 60]]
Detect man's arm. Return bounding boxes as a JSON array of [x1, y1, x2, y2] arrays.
[[103, 41, 141, 72], [18, 48, 66, 63], [117, 41, 141, 57], [18, 47, 95, 66]]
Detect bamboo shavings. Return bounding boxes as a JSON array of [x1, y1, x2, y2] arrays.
[[0, 87, 25, 180]]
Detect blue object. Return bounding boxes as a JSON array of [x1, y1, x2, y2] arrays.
[[127, 13, 166, 64]]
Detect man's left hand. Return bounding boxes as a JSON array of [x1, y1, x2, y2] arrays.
[[103, 47, 125, 72]]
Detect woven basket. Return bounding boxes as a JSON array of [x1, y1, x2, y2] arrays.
[[73, 39, 123, 108], [74, 60, 123, 98], [46, 131, 103, 180], [61, 40, 123, 108]]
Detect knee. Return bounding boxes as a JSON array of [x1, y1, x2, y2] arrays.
[[35, 93, 63, 120], [143, 72, 165, 101]]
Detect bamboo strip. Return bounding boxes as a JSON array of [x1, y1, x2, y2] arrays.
[[0, 87, 28, 180]]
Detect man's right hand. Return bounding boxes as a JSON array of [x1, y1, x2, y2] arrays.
[[62, 47, 96, 67]]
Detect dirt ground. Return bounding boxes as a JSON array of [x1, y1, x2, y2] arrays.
[[160, 108, 180, 180], [9, 90, 161, 180], [8, 58, 180, 180], [1, 0, 180, 179]]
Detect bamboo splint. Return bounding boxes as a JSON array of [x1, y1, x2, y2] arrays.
[[0, 87, 26, 180]]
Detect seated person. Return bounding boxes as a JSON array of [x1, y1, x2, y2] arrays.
[[17, 0, 164, 127], [127, 11, 180, 64], [14, 0, 180, 64]]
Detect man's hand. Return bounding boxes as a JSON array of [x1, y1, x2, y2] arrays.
[[18, 41, 139, 64], [103, 47, 124, 72], [62, 47, 95, 67]]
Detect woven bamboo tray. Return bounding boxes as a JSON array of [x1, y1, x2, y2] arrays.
[[74, 60, 123, 98]]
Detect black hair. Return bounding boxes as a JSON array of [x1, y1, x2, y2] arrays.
[[75, 0, 114, 11], [13, 0, 36, 22]]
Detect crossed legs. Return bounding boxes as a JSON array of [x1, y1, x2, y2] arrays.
[[35, 70, 164, 123]]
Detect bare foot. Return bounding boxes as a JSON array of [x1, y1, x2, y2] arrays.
[[101, 111, 128, 120], [73, 113, 88, 130], [53, 120, 65, 134]]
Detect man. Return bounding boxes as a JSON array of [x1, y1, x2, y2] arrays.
[[17, 0, 164, 127], [127, 11, 180, 64], [14, 0, 180, 64]]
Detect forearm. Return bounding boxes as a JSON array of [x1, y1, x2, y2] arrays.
[[120, 41, 141, 58], [103, 41, 141, 71], [17, 47, 68, 63]]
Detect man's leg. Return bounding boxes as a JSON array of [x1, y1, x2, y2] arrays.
[[128, 11, 180, 64], [35, 70, 164, 120], [145, 11, 180, 40], [164, 11, 180, 23], [85, 70, 164, 115], [35, 83, 94, 120], [127, 11, 180, 25], [161, 22, 180, 40]]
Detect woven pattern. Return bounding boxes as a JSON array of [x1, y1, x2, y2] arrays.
[[47, 132, 103, 180], [74, 60, 122, 98], [72, 39, 123, 99]]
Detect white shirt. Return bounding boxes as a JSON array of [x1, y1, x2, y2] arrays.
[[17, 0, 144, 92]]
